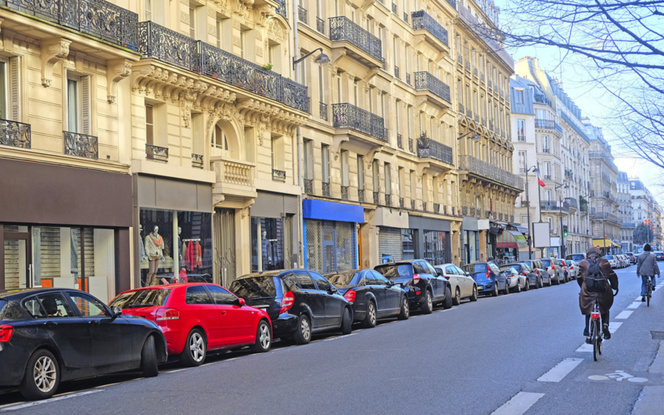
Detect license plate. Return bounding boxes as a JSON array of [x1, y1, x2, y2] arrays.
[[477, 286, 483, 290]]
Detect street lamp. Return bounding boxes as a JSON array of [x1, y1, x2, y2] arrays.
[[292, 47, 330, 69], [555, 183, 569, 258], [523, 160, 539, 259]]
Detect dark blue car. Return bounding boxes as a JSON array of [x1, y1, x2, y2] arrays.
[[463, 262, 508, 296]]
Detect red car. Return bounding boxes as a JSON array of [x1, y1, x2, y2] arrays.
[[110, 283, 272, 366]]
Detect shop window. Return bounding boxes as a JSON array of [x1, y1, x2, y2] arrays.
[[251, 217, 287, 272], [305, 220, 356, 273], [402, 229, 415, 260], [423, 230, 447, 265]]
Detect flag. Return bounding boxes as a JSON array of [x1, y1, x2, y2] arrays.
[[537, 171, 545, 187]]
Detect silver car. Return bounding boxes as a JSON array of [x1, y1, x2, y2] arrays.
[[435, 263, 478, 305]]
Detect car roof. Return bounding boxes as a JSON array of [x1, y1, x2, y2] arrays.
[[0, 287, 78, 300]]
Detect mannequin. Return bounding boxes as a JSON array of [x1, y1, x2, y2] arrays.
[[144, 225, 165, 285], [138, 224, 147, 264]]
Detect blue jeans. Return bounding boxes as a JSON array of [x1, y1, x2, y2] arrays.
[[641, 275, 657, 296]]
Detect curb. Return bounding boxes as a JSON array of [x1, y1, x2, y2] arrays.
[[632, 340, 664, 415]]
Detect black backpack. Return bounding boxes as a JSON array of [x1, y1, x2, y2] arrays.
[[585, 257, 607, 292]]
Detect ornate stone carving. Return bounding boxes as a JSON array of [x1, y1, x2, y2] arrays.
[[106, 59, 132, 103], [41, 37, 71, 87], [268, 19, 284, 43], [255, 4, 275, 26]]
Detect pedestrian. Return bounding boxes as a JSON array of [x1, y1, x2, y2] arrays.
[[636, 243, 660, 301], [577, 246, 618, 342]]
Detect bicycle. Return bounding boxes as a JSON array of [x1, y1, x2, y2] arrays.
[[645, 277, 652, 307], [589, 300, 602, 361]]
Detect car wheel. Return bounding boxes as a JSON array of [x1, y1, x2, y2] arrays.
[[181, 328, 206, 367], [421, 290, 434, 314], [453, 287, 461, 306], [251, 320, 271, 353], [398, 296, 410, 320], [470, 285, 478, 302], [443, 286, 453, 309], [140, 335, 159, 377], [20, 349, 60, 401], [363, 301, 377, 328], [503, 282, 510, 294], [515, 281, 521, 293], [294, 314, 312, 345], [524, 279, 530, 291], [492, 284, 499, 297], [341, 307, 353, 334]]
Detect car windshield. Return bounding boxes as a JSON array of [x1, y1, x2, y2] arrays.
[[110, 289, 171, 309], [229, 276, 277, 299], [605, 255, 615, 260], [463, 264, 487, 273], [375, 264, 413, 279], [540, 259, 551, 267], [326, 271, 359, 286], [569, 254, 585, 261]]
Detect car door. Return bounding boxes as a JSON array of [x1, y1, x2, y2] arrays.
[[310, 271, 341, 328], [183, 285, 224, 349], [361, 271, 384, 315], [293, 271, 327, 329], [448, 265, 466, 297], [206, 285, 255, 347], [455, 265, 474, 297], [65, 291, 129, 369], [444, 265, 460, 296], [490, 263, 507, 290], [373, 271, 400, 316], [420, 261, 444, 300]]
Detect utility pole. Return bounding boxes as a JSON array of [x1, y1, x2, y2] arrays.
[[524, 157, 532, 259]]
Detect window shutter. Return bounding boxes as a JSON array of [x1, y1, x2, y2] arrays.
[[81, 76, 91, 134], [9, 57, 20, 121]]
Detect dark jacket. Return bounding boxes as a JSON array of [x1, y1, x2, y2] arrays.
[[577, 256, 618, 315], [637, 252, 660, 277]]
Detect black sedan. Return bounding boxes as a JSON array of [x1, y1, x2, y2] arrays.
[[0, 288, 167, 400], [324, 269, 409, 328]]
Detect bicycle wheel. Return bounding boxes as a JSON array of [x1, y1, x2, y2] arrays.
[[592, 318, 600, 361], [647, 280, 651, 307]]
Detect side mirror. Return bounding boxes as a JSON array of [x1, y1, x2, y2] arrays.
[[387, 280, 395, 287], [237, 298, 246, 306], [110, 305, 122, 319], [328, 286, 338, 294], [436, 269, 443, 276]]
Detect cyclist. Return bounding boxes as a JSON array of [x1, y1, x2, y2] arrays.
[[636, 243, 660, 302], [578, 247, 618, 342]]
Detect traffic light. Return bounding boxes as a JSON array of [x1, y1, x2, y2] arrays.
[[645, 218, 651, 225], [562, 225, 568, 237]]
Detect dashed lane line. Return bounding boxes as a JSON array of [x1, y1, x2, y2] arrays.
[[576, 322, 622, 353], [491, 392, 545, 415], [537, 358, 583, 382], [615, 310, 634, 319], [627, 302, 643, 309]]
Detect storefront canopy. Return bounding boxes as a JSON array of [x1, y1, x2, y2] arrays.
[[592, 239, 621, 248], [497, 230, 528, 250]]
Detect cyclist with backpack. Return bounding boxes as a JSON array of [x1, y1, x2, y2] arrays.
[[577, 246, 618, 342], [636, 243, 660, 302]]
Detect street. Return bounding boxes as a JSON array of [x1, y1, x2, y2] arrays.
[[1, 265, 663, 415]]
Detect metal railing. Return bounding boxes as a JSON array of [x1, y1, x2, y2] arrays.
[[332, 103, 387, 141], [565, 197, 578, 209], [399, 197, 404, 208], [417, 137, 453, 164], [411, 10, 448, 46], [394, 65, 400, 79], [0, 118, 31, 148], [408, 137, 414, 152], [458, 155, 524, 189], [534, 118, 561, 131], [319, 102, 328, 121], [329, 16, 382, 62], [397, 134, 403, 149], [434, 203, 440, 213], [406, 72, 411, 85], [304, 178, 314, 194], [298, 6, 308, 24], [385, 194, 391, 206], [316, 17, 325, 34], [341, 185, 349, 200], [458, 103, 464, 113], [138, 22, 309, 113], [64, 131, 98, 159], [275, 0, 287, 18], [272, 169, 286, 182], [322, 181, 330, 197], [373, 191, 379, 204], [146, 144, 168, 161], [358, 189, 365, 203], [414, 71, 451, 103]]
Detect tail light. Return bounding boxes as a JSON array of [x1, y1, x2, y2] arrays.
[[280, 291, 295, 313], [343, 290, 357, 303], [412, 274, 421, 284], [551, 264, 555, 270], [0, 325, 13, 342], [534, 269, 539, 275], [155, 307, 181, 322], [522, 272, 527, 276], [486, 264, 491, 279]]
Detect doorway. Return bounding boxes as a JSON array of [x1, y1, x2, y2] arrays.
[[2, 226, 32, 290]]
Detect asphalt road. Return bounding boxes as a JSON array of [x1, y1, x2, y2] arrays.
[[2, 263, 663, 415]]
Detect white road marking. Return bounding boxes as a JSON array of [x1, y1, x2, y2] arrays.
[[635, 296, 643, 302], [0, 390, 103, 412], [576, 343, 593, 353], [537, 358, 583, 382], [609, 322, 622, 331], [615, 310, 633, 319], [627, 302, 642, 309], [491, 392, 545, 415]]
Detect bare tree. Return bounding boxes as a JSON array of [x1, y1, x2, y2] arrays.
[[491, 0, 664, 168]]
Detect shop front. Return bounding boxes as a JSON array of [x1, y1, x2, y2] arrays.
[[0, 159, 132, 302], [303, 199, 363, 274], [367, 207, 410, 265], [250, 191, 299, 273], [461, 216, 480, 265], [135, 175, 213, 287], [496, 229, 529, 261], [409, 216, 452, 266]]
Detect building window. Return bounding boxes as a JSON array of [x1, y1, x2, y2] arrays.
[[0, 57, 19, 121], [517, 119, 525, 141], [66, 75, 91, 134], [515, 89, 524, 104], [384, 163, 391, 197], [321, 144, 330, 184], [357, 155, 365, 191], [212, 123, 229, 150], [145, 104, 154, 145], [341, 150, 349, 187], [304, 139, 314, 180], [271, 135, 284, 172]]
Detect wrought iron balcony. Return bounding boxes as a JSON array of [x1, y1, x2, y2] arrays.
[[408, 137, 414, 152], [399, 197, 404, 208], [272, 169, 286, 182], [434, 203, 440, 213], [411, 10, 449, 47], [411, 200, 415, 210], [304, 178, 314, 194], [146, 144, 169, 161], [0, 118, 31, 148], [417, 137, 453, 165], [462, 206, 468, 215], [394, 65, 400, 79], [298, 6, 308, 24], [373, 191, 379, 204], [423, 202, 427, 211], [322, 182, 330, 197], [397, 134, 403, 149], [392, 3, 397, 13], [316, 17, 325, 34], [358, 189, 365, 203], [138, 22, 309, 113], [332, 103, 387, 141], [64, 131, 98, 159], [192, 153, 204, 169], [458, 155, 524, 189], [329, 16, 382, 63], [319, 102, 328, 121], [4, 0, 139, 50], [275, 0, 287, 19], [534, 119, 561, 131], [385, 194, 391, 206], [406, 73, 411, 85], [414, 71, 451, 103], [341, 185, 349, 200], [566, 197, 578, 209]]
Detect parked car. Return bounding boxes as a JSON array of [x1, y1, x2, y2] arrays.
[[499, 266, 527, 293], [433, 263, 479, 304], [324, 269, 409, 327], [111, 283, 271, 367], [0, 288, 167, 400], [375, 260, 452, 313], [229, 269, 353, 345], [540, 258, 565, 284], [625, 252, 637, 264], [523, 259, 552, 286], [565, 259, 580, 279], [566, 253, 586, 262], [604, 254, 618, 268], [462, 262, 508, 296], [618, 254, 629, 268], [655, 251, 664, 261], [502, 262, 541, 289]]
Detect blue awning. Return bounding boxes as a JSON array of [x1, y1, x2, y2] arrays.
[[303, 199, 364, 223]]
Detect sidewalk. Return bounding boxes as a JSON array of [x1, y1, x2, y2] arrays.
[[631, 339, 664, 415]]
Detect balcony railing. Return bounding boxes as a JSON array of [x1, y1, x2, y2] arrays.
[[458, 155, 524, 189], [373, 191, 379, 204], [5, 0, 139, 50], [332, 103, 387, 141], [272, 169, 286, 182], [298, 6, 308, 24], [358, 189, 365, 203], [0, 118, 31, 148], [565, 197, 578, 209], [394, 65, 400, 79], [316, 17, 325, 34], [406, 72, 411, 85], [192, 153, 204, 169], [138, 22, 309, 113], [399, 197, 404, 208], [275, 0, 287, 18], [304, 178, 314, 194], [411, 10, 449, 46], [322, 182, 330, 197], [458, 103, 464, 114], [534, 119, 561, 131], [64, 131, 98, 159], [341, 185, 349, 200], [408, 137, 414, 152], [329, 16, 382, 62], [397, 134, 403, 149], [385, 194, 391, 206], [433, 203, 440, 213], [146, 144, 169, 161], [417, 138, 453, 165], [319, 102, 328, 121], [414, 71, 451, 103]]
